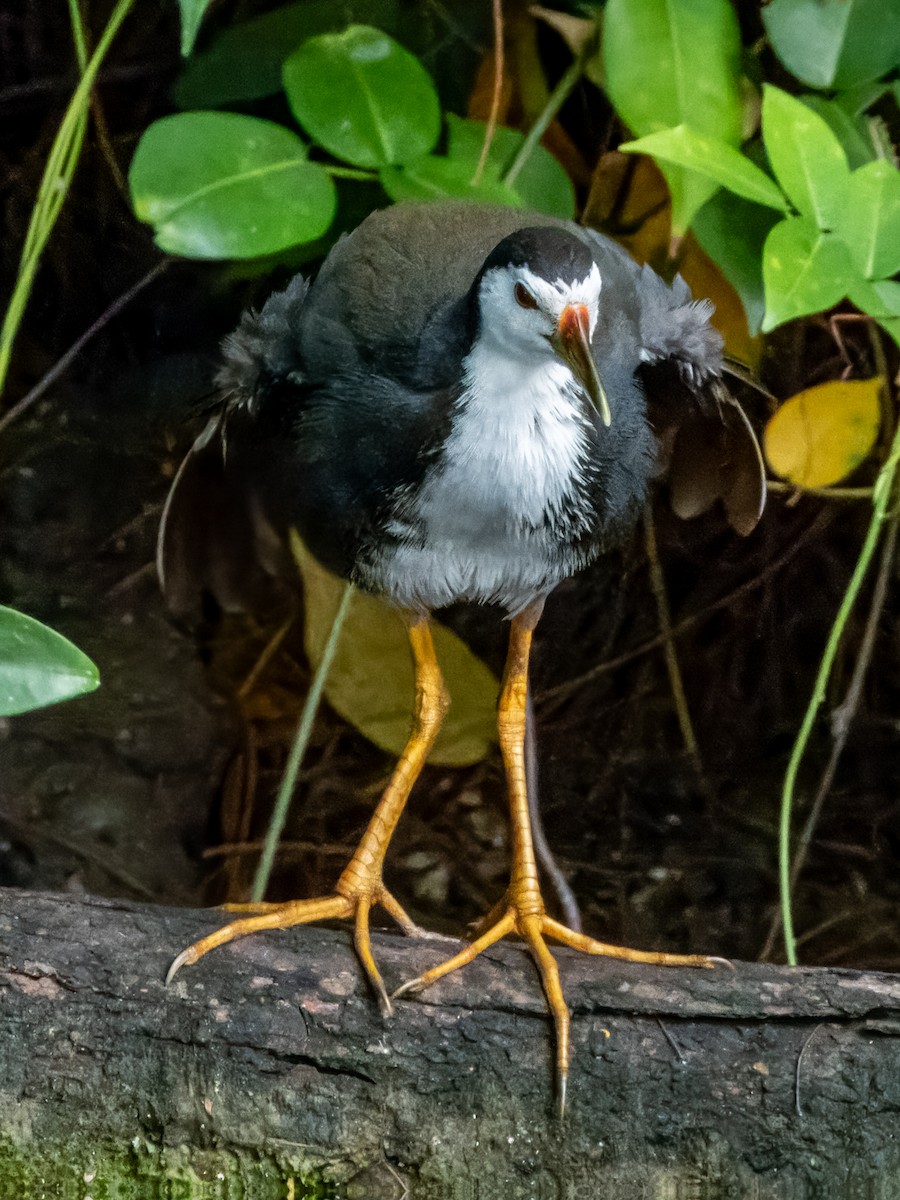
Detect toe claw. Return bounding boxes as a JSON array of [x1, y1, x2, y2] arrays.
[[165, 947, 196, 985], [390, 978, 423, 1002]]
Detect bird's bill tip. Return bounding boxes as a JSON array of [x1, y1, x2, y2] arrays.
[[553, 305, 611, 427]]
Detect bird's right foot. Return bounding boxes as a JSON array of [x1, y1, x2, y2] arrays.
[[166, 878, 423, 1016]]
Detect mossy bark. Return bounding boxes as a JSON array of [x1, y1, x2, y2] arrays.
[[2, 889, 899, 1196]]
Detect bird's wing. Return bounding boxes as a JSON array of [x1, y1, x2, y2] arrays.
[[590, 246, 766, 538], [157, 277, 313, 620]]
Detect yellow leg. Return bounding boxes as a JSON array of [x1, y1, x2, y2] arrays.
[[168, 617, 450, 1015], [394, 606, 719, 1114]]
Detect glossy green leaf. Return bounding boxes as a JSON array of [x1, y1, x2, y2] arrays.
[[283, 25, 440, 168], [602, 0, 743, 233], [175, 1, 400, 107], [762, 86, 851, 231], [849, 277, 900, 319], [129, 112, 336, 259], [693, 191, 781, 334], [445, 117, 575, 218], [619, 125, 787, 212], [762, 0, 900, 90], [761, 217, 854, 330], [798, 95, 874, 170], [293, 537, 497, 767], [836, 159, 900, 279], [380, 158, 519, 206], [0, 607, 99, 717], [178, 0, 214, 56]]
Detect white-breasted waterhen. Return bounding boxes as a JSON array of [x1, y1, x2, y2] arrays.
[[159, 201, 765, 1110]]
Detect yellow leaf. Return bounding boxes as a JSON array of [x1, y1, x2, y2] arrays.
[[763, 378, 882, 489], [291, 533, 498, 767]]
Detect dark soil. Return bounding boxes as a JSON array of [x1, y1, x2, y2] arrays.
[[3, 0, 900, 1031]]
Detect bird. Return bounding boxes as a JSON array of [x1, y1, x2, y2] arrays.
[[159, 201, 765, 1110]]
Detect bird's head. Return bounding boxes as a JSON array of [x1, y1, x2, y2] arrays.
[[473, 227, 611, 426]]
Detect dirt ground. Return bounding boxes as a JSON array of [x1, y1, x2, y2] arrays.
[[3, 2, 900, 994]]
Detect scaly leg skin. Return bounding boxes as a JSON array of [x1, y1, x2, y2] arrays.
[[167, 617, 450, 1017], [393, 604, 721, 1116]]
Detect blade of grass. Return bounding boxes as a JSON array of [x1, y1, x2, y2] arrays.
[[502, 40, 593, 189], [0, 0, 136, 401], [250, 582, 354, 903]]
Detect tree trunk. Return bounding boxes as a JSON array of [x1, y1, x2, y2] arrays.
[[1, 888, 898, 1195]]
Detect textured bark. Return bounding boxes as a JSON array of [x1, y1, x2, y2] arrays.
[[1, 888, 899, 1195]]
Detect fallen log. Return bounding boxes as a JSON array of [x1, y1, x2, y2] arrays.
[[1, 888, 898, 1195]]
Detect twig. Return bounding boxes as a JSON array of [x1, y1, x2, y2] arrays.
[[0, 260, 168, 437], [471, 0, 504, 186], [766, 481, 873, 500], [656, 1017, 686, 1064], [643, 505, 704, 779], [538, 509, 831, 711]]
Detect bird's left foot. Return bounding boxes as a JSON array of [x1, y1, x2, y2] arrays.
[[392, 895, 721, 1116]]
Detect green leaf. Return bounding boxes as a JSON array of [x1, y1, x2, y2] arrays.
[[445, 117, 575, 218], [175, 2, 399, 108], [0, 607, 99, 717], [602, 0, 743, 232], [293, 537, 497, 767], [849, 277, 900, 319], [380, 158, 520, 206], [619, 125, 787, 212], [762, 0, 900, 90], [178, 0, 214, 57], [129, 112, 336, 259], [283, 25, 440, 168], [836, 159, 900, 279], [693, 191, 781, 334], [798, 95, 875, 170], [761, 216, 854, 330], [762, 86, 851, 230]]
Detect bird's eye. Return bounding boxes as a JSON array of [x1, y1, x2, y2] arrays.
[[514, 283, 538, 310]]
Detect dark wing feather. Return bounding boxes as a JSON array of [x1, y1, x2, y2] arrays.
[[157, 277, 312, 620], [622, 265, 766, 537]]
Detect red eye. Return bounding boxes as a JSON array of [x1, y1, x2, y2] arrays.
[[514, 282, 538, 310]]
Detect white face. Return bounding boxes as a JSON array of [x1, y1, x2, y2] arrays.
[[476, 261, 602, 357]]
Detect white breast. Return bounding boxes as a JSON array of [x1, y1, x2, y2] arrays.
[[366, 340, 596, 614]]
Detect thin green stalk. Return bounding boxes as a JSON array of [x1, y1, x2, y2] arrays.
[[0, 0, 135, 401], [325, 166, 378, 181], [67, 0, 89, 70], [779, 405, 900, 965], [502, 45, 591, 188], [251, 583, 355, 903]]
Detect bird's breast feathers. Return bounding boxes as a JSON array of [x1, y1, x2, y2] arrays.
[[359, 342, 604, 613]]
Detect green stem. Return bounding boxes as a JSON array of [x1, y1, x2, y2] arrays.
[[502, 48, 589, 188], [779, 398, 900, 965], [0, 0, 135, 402], [250, 583, 355, 903], [325, 166, 379, 181]]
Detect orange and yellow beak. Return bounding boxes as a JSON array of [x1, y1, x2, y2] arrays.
[[551, 304, 611, 427]]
